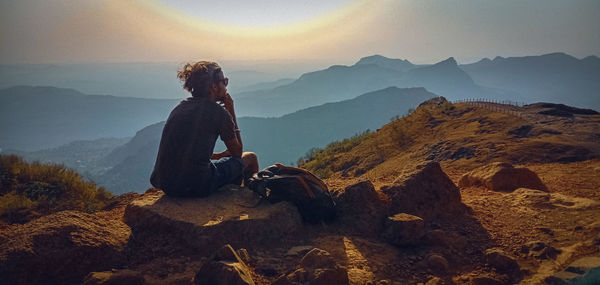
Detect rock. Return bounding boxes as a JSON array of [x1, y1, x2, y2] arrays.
[[545, 256, 600, 284], [0, 210, 130, 285], [334, 181, 387, 236], [274, 248, 349, 285], [485, 248, 520, 273], [381, 161, 465, 219], [458, 162, 547, 192], [83, 269, 146, 285], [286, 246, 315, 256], [381, 213, 425, 246], [124, 187, 302, 255], [519, 241, 561, 260], [425, 277, 442, 285], [299, 248, 337, 269], [194, 244, 255, 285], [426, 254, 449, 273]]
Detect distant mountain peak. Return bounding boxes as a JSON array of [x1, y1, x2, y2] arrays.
[[355, 55, 414, 71], [433, 57, 458, 67]]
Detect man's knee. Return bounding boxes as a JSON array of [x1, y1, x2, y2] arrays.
[[242, 152, 258, 171]]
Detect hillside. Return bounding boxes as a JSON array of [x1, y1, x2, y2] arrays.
[[298, 98, 600, 283], [0, 86, 179, 151], [90, 87, 437, 194], [0, 155, 113, 224], [3, 99, 599, 284], [301, 98, 600, 184]]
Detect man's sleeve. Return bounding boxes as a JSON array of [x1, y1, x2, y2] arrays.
[[218, 108, 236, 142]]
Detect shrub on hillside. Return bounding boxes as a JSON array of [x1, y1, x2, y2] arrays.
[[0, 155, 113, 224], [298, 130, 373, 178]]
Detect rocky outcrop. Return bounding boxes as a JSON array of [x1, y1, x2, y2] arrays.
[[194, 244, 255, 285], [124, 187, 303, 255], [381, 161, 466, 219], [0, 211, 131, 285], [458, 162, 547, 192], [273, 248, 349, 285], [519, 241, 561, 260], [334, 181, 387, 236], [485, 248, 520, 273], [381, 213, 425, 246]]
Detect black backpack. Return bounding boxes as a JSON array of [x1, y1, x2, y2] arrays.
[[246, 163, 336, 224]]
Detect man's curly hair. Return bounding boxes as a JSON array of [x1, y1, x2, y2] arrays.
[[177, 61, 222, 97]]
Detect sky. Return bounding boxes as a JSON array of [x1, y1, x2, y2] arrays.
[[1, 0, 599, 65]]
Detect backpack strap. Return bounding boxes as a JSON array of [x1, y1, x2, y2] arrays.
[[295, 176, 316, 199], [274, 163, 329, 191]]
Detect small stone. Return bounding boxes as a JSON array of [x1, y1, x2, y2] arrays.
[[285, 246, 314, 256], [194, 245, 255, 285], [381, 213, 425, 246], [426, 254, 449, 273], [299, 248, 336, 269]]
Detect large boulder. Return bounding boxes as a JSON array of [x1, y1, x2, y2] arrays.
[[0, 210, 131, 285], [458, 162, 547, 192], [334, 181, 387, 236], [381, 161, 465, 219], [273, 248, 349, 285], [194, 244, 255, 285], [124, 187, 303, 255], [381, 213, 425, 246]]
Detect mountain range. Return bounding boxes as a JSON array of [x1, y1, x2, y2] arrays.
[[461, 52, 600, 109], [234, 56, 495, 117], [3, 52, 598, 152]]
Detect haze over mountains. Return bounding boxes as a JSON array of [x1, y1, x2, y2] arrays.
[[0, 86, 179, 151], [2, 52, 599, 194]]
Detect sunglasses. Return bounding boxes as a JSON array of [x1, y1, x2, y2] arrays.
[[216, 77, 229, 87]]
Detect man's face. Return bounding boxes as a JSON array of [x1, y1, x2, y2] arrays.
[[212, 70, 228, 101]]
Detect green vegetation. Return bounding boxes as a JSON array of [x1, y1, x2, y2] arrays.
[[298, 130, 373, 178], [0, 155, 113, 224]]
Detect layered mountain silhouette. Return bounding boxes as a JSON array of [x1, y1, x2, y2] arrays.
[[0, 86, 179, 151], [461, 52, 600, 110], [4, 52, 597, 153], [61, 87, 436, 194], [234, 56, 491, 117]]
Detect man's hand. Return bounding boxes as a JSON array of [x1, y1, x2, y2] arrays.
[[223, 93, 234, 113], [211, 150, 231, 160]]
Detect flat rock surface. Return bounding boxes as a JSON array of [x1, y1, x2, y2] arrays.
[[124, 187, 303, 253]]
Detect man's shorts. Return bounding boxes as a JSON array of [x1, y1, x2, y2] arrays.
[[209, 156, 244, 192]]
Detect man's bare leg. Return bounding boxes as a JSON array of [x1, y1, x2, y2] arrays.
[[242, 152, 259, 183]]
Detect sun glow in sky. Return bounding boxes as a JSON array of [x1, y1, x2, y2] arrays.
[[0, 0, 598, 64], [152, 0, 355, 28]]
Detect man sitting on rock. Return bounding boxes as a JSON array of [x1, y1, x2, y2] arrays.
[[150, 61, 259, 197]]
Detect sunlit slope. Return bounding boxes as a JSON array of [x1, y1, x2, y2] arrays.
[[300, 98, 600, 184]]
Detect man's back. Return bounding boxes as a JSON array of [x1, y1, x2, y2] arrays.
[[150, 96, 235, 196]]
